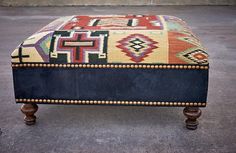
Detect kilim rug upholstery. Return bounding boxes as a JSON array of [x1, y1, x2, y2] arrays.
[[11, 15, 209, 130]]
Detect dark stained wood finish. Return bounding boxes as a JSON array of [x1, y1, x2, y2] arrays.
[[183, 107, 202, 130], [21, 103, 38, 125]]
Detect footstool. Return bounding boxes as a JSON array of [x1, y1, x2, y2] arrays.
[[11, 15, 209, 130]]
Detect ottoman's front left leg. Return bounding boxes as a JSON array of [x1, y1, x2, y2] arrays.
[[183, 107, 202, 130], [21, 103, 38, 125]]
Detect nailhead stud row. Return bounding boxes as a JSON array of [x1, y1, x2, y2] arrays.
[[16, 99, 206, 107], [12, 64, 209, 69]]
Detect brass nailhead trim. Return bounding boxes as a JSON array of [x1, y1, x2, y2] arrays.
[[15, 98, 206, 106], [11, 64, 209, 70]]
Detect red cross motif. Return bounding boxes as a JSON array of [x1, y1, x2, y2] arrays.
[[57, 32, 100, 63]]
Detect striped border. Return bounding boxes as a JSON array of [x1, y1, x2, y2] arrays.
[[16, 98, 206, 107], [11, 63, 209, 69]]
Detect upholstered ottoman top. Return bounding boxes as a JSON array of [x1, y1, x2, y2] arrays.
[[11, 15, 208, 68], [11, 15, 209, 108]]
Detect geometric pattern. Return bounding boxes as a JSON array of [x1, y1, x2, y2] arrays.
[[116, 34, 158, 63], [23, 32, 53, 62], [62, 15, 163, 30], [96, 18, 132, 27], [11, 15, 208, 65], [11, 31, 53, 63], [177, 48, 208, 64], [50, 31, 108, 63], [11, 47, 30, 63], [167, 30, 208, 65]]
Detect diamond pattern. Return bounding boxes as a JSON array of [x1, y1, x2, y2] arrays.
[[178, 49, 208, 64], [117, 34, 158, 63]]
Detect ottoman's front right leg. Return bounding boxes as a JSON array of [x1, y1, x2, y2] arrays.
[[21, 103, 38, 125], [183, 107, 202, 130]]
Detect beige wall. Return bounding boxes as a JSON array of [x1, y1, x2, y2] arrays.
[[1, 0, 236, 6]]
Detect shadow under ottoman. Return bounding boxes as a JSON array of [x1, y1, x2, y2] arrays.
[[11, 15, 209, 130]]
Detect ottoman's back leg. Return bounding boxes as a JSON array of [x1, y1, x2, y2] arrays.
[[21, 103, 38, 125], [183, 107, 202, 130]]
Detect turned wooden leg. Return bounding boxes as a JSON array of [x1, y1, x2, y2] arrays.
[[183, 107, 202, 130], [21, 103, 38, 125]]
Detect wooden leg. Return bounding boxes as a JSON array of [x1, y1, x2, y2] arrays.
[[183, 107, 201, 130], [21, 103, 38, 125]]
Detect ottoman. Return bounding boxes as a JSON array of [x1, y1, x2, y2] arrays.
[[11, 15, 209, 130]]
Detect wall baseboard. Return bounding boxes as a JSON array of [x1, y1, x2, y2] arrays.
[[1, 0, 236, 6]]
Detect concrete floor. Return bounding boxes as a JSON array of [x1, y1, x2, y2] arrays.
[[0, 6, 236, 153]]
